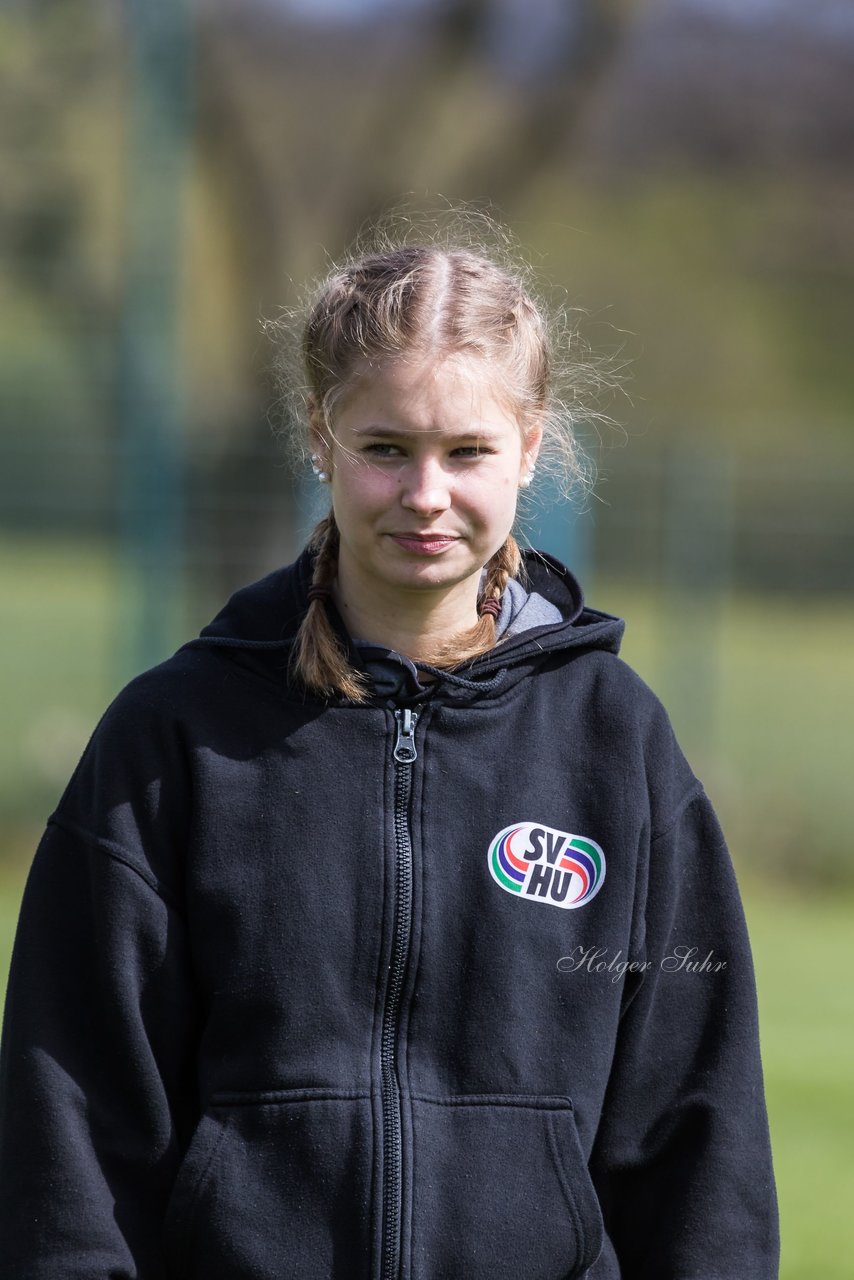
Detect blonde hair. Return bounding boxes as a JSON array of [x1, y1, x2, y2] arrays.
[[265, 216, 607, 702]]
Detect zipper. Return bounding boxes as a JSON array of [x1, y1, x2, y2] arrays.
[[380, 707, 418, 1280], [392, 706, 418, 764]]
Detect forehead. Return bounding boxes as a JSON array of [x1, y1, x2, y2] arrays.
[[334, 354, 521, 436]]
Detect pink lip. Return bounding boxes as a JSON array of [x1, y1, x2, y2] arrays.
[[388, 533, 459, 555]]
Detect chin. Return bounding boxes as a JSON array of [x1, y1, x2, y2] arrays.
[[384, 561, 476, 592]]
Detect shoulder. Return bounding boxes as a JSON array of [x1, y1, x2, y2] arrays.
[[48, 652, 211, 867], [545, 639, 671, 735], [537, 644, 701, 832], [74, 649, 213, 759]]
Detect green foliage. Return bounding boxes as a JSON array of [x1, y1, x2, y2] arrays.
[[520, 174, 854, 436]]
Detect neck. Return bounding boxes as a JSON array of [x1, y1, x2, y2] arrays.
[[332, 567, 482, 662]]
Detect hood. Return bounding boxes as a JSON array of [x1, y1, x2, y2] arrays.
[[181, 545, 625, 704]]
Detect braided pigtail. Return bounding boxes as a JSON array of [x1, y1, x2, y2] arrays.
[[427, 533, 522, 667], [290, 514, 370, 704], [477, 533, 522, 635]]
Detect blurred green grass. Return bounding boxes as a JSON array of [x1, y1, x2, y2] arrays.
[[0, 535, 119, 823], [744, 878, 854, 1278]]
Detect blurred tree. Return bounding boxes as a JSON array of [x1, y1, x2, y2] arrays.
[[189, 0, 632, 580], [195, 0, 630, 287], [0, 0, 120, 368], [0, 0, 122, 531]]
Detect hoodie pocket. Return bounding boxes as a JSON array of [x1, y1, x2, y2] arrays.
[[162, 1091, 373, 1280], [409, 1094, 603, 1280]]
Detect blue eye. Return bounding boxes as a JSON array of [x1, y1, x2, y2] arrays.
[[364, 443, 402, 457]]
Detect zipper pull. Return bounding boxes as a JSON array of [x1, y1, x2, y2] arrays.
[[393, 708, 418, 764]]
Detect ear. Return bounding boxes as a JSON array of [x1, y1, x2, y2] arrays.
[[521, 419, 544, 475], [307, 395, 330, 458]]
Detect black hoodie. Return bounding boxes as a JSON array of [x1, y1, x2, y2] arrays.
[[0, 548, 779, 1279]]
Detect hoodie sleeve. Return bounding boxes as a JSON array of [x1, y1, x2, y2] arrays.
[[0, 677, 202, 1279], [587, 725, 779, 1277]]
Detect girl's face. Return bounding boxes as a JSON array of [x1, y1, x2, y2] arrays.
[[313, 355, 541, 605]]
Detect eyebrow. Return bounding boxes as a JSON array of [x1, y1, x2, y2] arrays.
[[348, 425, 504, 441]]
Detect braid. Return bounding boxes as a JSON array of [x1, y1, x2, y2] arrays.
[[463, 533, 521, 655], [290, 514, 370, 704], [481, 534, 522, 616], [427, 534, 522, 668]]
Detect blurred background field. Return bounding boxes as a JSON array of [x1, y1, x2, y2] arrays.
[[2, 0, 854, 1275]]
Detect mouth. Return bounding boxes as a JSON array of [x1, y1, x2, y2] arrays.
[[387, 532, 460, 555]]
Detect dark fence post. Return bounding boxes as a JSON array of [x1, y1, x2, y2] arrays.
[[115, 0, 192, 683], [659, 438, 733, 760]]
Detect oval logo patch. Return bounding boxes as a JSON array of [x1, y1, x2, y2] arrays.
[[488, 822, 606, 910]]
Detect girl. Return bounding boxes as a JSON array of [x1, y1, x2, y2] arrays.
[[0, 232, 779, 1278]]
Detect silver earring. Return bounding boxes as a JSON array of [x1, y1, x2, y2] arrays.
[[311, 454, 330, 483], [519, 466, 535, 489]]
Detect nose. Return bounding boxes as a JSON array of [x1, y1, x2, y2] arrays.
[[399, 456, 452, 516]]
